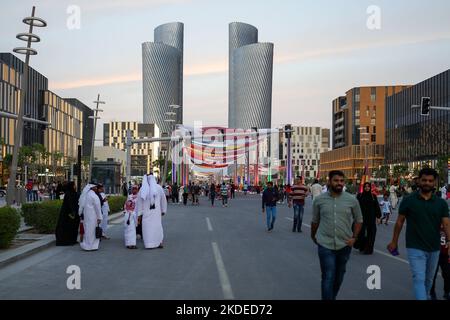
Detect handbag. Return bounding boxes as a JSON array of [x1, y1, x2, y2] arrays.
[[95, 224, 103, 239]]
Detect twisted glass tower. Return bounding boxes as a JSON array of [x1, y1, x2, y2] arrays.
[[143, 22, 183, 134], [228, 22, 273, 129]]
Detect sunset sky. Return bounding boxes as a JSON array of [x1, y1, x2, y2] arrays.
[[1, 0, 450, 141]]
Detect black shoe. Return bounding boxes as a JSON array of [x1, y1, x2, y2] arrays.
[[430, 292, 437, 300], [443, 293, 450, 300], [298, 229, 302, 233]]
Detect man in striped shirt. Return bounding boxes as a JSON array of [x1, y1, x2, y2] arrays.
[[288, 176, 309, 232]]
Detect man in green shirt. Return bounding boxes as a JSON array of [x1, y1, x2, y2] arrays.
[[311, 170, 363, 300], [388, 168, 450, 300]]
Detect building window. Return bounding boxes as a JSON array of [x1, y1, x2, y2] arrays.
[[371, 87, 376, 102]]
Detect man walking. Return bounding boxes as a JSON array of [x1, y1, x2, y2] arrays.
[[388, 168, 450, 300], [311, 170, 363, 300], [262, 182, 279, 232], [311, 179, 322, 200], [289, 177, 309, 232], [220, 182, 228, 207]]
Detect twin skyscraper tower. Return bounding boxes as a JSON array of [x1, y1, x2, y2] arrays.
[[142, 22, 273, 134]]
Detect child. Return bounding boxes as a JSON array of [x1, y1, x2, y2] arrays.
[[124, 189, 138, 249], [379, 193, 392, 225]]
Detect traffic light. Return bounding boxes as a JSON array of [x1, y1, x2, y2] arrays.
[[421, 97, 431, 116], [285, 124, 292, 139]]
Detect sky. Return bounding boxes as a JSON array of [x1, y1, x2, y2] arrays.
[[1, 0, 450, 143]]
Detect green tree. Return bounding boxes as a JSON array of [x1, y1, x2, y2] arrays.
[[51, 152, 64, 178], [436, 155, 449, 187], [392, 164, 409, 181]]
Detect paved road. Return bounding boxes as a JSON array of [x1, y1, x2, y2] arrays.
[[0, 194, 445, 300]]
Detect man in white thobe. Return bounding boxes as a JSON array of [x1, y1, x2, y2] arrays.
[[440, 185, 448, 200], [98, 184, 110, 239], [389, 184, 398, 209], [136, 174, 167, 249], [78, 184, 103, 251]]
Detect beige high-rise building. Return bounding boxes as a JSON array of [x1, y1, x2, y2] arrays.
[[279, 126, 330, 181]]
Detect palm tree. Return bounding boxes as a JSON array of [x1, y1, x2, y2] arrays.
[[436, 155, 449, 187], [51, 152, 64, 179]]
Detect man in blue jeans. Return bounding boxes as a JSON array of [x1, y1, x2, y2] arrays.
[[288, 176, 309, 232], [262, 182, 279, 232], [311, 170, 363, 300], [388, 168, 450, 300]]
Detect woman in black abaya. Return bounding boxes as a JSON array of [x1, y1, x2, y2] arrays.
[[355, 182, 382, 254], [55, 182, 80, 246]]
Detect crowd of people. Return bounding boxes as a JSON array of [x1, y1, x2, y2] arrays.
[[25, 180, 65, 201], [55, 174, 167, 251], [53, 168, 449, 301]]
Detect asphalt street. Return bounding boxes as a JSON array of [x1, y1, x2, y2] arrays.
[[0, 193, 445, 300]]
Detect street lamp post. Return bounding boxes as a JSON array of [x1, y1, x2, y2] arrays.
[[162, 105, 181, 185], [88, 94, 105, 183], [6, 7, 47, 206]]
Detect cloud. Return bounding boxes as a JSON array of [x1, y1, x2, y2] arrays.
[[51, 60, 228, 89], [60, 0, 194, 12], [275, 32, 450, 64]]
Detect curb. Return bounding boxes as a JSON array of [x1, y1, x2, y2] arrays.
[[0, 235, 55, 269], [0, 211, 125, 269]]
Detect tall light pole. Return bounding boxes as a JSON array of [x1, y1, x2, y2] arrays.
[[6, 7, 47, 206], [162, 104, 181, 185], [88, 94, 104, 183]]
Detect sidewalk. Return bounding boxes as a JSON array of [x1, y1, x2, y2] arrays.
[[0, 210, 124, 269]]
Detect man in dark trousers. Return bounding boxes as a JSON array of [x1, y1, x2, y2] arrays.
[[262, 182, 279, 232], [288, 176, 309, 232], [311, 170, 363, 300], [388, 168, 450, 300]]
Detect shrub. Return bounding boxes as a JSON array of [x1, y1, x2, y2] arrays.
[[21, 200, 62, 234], [0, 207, 21, 248], [108, 196, 126, 214]]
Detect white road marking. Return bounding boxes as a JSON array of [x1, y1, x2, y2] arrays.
[[285, 217, 311, 228], [284, 218, 417, 267], [206, 217, 213, 231], [373, 249, 409, 264], [211, 242, 234, 300]]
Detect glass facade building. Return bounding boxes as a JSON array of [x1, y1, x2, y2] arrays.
[[0, 53, 93, 183], [385, 70, 450, 165], [0, 53, 48, 155], [42, 91, 83, 166]]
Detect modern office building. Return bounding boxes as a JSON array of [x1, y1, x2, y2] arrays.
[[0, 53, 93, 184], [321, 85, 410, 181], [103, 121, 160, 176], [142, 22, 183, 134], [279, 126, 330, 180], [228, 22, 274, 130], [65, 98, 94, 158], [385, 69, 450, 170], [42, 90, 83, 166], [0, 53, 48, 154]]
